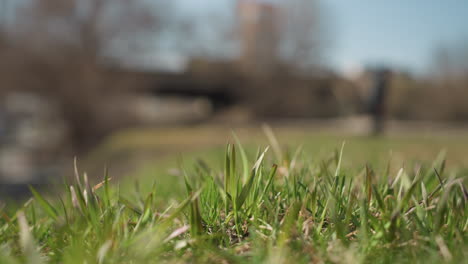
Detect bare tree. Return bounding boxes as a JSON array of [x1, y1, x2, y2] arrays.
[[428, 40, 468, 120], [431, 41, 468, 81], [1, 0, 172, 152], [15, 0, 169, 64], [279, 0, 330, 74], [0, 0, 9, 33]]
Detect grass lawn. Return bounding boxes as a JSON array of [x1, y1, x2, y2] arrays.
[[1, 125, 467, 263]]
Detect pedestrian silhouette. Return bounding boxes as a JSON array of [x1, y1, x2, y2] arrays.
[[368, 68, 391, 135]]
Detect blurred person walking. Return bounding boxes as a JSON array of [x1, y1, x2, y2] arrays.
[[368, 68, 391, 135]]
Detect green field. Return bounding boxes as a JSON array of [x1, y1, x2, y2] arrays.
[[1, 126, 467, 263]]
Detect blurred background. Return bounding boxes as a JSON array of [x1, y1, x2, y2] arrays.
[[1, 0, 468, 197]]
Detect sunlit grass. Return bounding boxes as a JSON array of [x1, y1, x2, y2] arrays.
[[1, 132, 467, 263]]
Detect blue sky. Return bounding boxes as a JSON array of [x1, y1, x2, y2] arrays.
[[176, 0, 468, 74], [325, 0, 468, 74]]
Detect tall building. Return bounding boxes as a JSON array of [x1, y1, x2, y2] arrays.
[[237, 0, 281, 73]]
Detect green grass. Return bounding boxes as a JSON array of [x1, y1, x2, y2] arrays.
[[1, 131, 467, 263]]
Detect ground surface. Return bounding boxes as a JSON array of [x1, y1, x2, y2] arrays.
[[1, 123, 467, 263], [86, 122, 468, 189]]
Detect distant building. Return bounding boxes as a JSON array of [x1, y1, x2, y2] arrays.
[[237, 0, 281, 73]]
